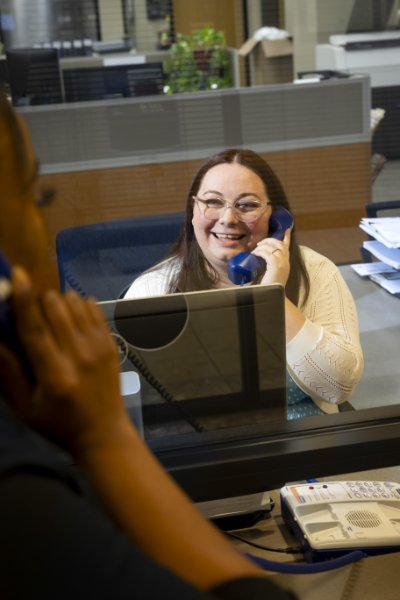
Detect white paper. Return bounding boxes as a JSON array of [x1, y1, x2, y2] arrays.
[[369, 272, 400, 295], [360, 217, 400, 248], [362, 240, 400, 269], [350, 261, 396, 277], [253, 27, 290, 41]]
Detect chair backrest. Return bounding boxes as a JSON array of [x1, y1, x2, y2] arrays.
[[56, 213, 184, 300], [365, 200, 400, 218]]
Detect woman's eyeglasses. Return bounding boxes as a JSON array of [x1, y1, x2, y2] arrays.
[[193, 195, 271, 223]]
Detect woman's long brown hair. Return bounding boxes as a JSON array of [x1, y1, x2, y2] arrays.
[[167, 149, 309, 305]]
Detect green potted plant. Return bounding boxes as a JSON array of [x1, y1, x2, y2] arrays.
[[165, 26, 232, 94]]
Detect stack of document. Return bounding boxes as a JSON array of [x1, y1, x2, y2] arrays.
[[354, 217, 400, 295], [359, 217, 400, 248]]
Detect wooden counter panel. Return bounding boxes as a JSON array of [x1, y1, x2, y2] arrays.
[[263, 144, 371, 216], [41, 141, 371, 289]]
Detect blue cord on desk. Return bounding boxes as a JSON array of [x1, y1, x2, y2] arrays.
[[246, 550, 366, 574]]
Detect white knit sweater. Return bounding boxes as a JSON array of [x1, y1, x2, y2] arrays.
[[125, 246, 364, 413]]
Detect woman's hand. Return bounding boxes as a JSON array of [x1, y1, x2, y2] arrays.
[[252, 228, 291, 287], [1, 266, 131, 454]]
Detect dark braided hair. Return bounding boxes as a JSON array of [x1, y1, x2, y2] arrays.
[[0, 91, 30, 190]]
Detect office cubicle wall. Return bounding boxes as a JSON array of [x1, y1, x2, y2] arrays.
[[21, 75, 371, 286]]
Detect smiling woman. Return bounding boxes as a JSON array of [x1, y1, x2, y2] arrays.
[[124, 148, 364, 418]]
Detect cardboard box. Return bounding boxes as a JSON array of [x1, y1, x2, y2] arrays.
[[238, 37, 293, 85]]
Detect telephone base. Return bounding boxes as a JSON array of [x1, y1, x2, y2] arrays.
[[280, 481, 400, 562]]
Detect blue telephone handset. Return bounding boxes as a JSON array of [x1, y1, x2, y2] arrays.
[[0, 250, 34, 380], [0, 250, 14, 342], [227, 205, 294, 285]]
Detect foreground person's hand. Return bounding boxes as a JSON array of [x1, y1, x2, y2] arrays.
[[3, 266, 130, 453]]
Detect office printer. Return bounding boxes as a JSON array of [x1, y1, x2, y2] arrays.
[[316, 31, 400, 87]]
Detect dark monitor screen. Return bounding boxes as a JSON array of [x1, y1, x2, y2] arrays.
[[100, 285, 287, 435], [63, 62, 164, 103], [6, 48, 63, 106], [98, 284, 292, 503]]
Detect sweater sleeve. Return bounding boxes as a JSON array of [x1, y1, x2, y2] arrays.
[[286, 249, 364, 412]]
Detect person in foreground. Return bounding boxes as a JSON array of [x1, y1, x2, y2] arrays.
[[125, 149, 364, 417], [0, 97, 298, 598]]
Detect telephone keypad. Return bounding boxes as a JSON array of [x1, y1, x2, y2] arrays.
[[344, 481, 400, 500]]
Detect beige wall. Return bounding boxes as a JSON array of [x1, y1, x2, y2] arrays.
[[134, 0, 168, 52], [245, 0, 262, 38], [98, 0, 125, 40], [284, 0, 318, 72]]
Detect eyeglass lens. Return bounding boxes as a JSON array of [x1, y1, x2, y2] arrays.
[[195, 196, 267, 222]]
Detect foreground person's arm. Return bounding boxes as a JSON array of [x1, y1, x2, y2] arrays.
[[9, 267, 265, 592]]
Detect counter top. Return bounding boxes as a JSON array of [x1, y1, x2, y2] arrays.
[[227, 466, 400, 600]]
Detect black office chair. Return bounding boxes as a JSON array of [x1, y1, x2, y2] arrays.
[[361, 200, 400, 262], [56, 212, 184, 301], [364, 200, 400, 218]]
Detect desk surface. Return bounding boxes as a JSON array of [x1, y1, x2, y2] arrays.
[[228, 271, 400, 599], [229, 465, 400, 600], [340, 265, 400, 410]]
